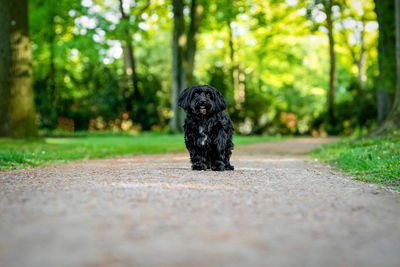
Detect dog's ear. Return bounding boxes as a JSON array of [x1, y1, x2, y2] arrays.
[[178, 87, 192, 111], [211, 87, 226, 112]]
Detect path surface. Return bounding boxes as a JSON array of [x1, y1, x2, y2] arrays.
[[1, 138, 400, 267]]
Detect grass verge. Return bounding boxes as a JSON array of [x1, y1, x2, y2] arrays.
[[0, 132, 281, 170], [311, 134, 400, 191]]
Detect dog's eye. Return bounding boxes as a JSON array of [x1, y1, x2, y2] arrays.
[[194, 92, 199, 96], [206, 93, 211, 98]]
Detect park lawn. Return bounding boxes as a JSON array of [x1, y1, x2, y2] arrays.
[[0, 132, 282, 170], [311, 134, 400, 191]]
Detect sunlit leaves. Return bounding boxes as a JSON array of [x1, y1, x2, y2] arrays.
[[28, 0, 379, 134]]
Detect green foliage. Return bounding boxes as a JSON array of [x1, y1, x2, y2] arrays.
[[27, 0, 380, 135], [312, 134, 400, 191], [313, 78, 378, 135], [0, 132, 282, 170]]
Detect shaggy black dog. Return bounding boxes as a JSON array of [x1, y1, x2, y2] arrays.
[[178, 85, 234, 171]]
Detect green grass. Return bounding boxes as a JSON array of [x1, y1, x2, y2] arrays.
[[311, 135, 400, 191], [0, 132, 281, 170]]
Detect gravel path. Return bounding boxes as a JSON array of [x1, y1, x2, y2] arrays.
[[1, 138, 399, 267]]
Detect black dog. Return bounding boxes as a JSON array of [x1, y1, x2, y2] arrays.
[[178, 85, 234, 171]]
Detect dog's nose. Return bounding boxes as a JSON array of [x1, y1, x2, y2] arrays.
[[199, 99, 207, 105]]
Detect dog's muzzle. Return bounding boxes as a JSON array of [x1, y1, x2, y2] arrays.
[[196, 99, 210, 115]]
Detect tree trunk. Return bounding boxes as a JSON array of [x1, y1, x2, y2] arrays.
[[227, 18, 240, 108], [389, 0, 400, 125], [340, 18, 367, 89], [185, 0, 203, 87], [49, 5, 57, 105], [122, 40, 139, 114], [125, 38, 140, 99], [0, 0, 38, 138], [325, 0, 336, 126], [368, 0, 400, 136], [395, 0, 400, 112], [227, 18, 235, 87], [119, 0, 140, 105], [170, 0, 186, 133], [357, 25, 366, 88], [375, 0, 396, 123]]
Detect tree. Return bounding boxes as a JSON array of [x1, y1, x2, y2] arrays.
[[205, 0, 246, 108], [170, 0, 186, 133], [185, 0, 203, 87], [0, 0, 38, 138], [226, 11, 241, 108], [370, 0, 400, 135], [118, 0, 149, 111], [170, 0, 203, 133], [29, 0, 62, 129], [338, 0, 376, 89], [322, 0, 337, 126], [305, 0, 342, 128], [19, 0, 381, 135], [374, 0, 396, 123], [392, 0, 400, 125]]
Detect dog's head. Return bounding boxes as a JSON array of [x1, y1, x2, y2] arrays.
[[178, 85, 226, 115]]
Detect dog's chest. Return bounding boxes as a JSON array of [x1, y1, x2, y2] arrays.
[[199, 126, 208, 146]]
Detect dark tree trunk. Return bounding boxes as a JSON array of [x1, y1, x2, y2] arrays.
[[374, 0, 396, 123], [125, 38, 140, 99], [0, 0, 38, 138], [186, 0, 203, 87], [324, 0, 337, 126], [370, 0, 400, 136], [118, 0, 140, 104], [122, 40, 139, 114], [390, 0, 400, 125], [0, 0, 11, 135], [170, 0, 186, 133], [395, 0, 400, 113]]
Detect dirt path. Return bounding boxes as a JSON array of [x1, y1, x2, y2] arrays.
[[1, 138, 399, 267]]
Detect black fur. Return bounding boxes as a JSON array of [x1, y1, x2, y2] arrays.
[[178, 85, 234, 171]]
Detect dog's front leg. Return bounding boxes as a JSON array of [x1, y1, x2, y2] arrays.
[[189, 147, 208, 171], [209, 130, 227, 171], [210, 148, 225, 171], [185, 136, 207, 171]]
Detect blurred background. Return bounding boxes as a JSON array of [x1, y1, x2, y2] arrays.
[[1, 0, 399, 137]]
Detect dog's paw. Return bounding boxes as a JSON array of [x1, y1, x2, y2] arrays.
[[192, 164, 207, 171], [211, 164, 225, 171], [225, 164, 234, 171]]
